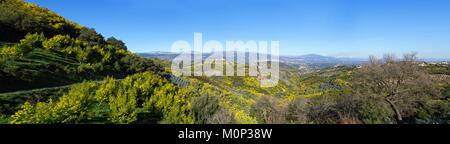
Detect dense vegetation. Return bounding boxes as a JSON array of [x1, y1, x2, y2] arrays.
[[9, 72, 190, 124], [1, 0, 449, 124], [0, 0, 163, 93]]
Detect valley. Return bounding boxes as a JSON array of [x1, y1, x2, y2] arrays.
[[1, 0, 450, 124]]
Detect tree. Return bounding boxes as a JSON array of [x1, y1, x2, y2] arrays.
[[119, 54, 164, 75], [353, 53, 439, 123], [106, 37, 127, 50], [77, 27, 104, 45], [383, 53, 396, 64], [17, 33, 46, 53]]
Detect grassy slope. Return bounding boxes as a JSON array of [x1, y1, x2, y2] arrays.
[[1, 48, 80, 92]]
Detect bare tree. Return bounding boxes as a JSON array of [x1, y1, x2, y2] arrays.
[[353, 53, 437, 123], [403, 52, 418, 62], [383, 53, 396, 64], [369, 55, 380, 65]]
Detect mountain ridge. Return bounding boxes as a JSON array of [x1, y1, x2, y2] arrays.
[[137, 52, 366, 65]]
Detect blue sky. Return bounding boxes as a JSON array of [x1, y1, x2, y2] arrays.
[[27, 0, 450, 58]]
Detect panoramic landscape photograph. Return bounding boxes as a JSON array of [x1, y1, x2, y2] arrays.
[[1, 0, 450, 126]]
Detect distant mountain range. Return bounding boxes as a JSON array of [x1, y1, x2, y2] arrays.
[[137, 52, 367, 65], [279, 54, 366, 65], [138, 52, 450, 64], [138, 52, 180, 61]]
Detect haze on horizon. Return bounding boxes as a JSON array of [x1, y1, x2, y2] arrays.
[[26, 0, 450, 59]]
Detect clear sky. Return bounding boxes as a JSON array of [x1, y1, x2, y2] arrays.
[[27, 0, 450, 58]]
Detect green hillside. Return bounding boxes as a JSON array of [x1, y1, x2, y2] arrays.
[[1, 0, 449, 124], [0, 0, 163, 92]]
